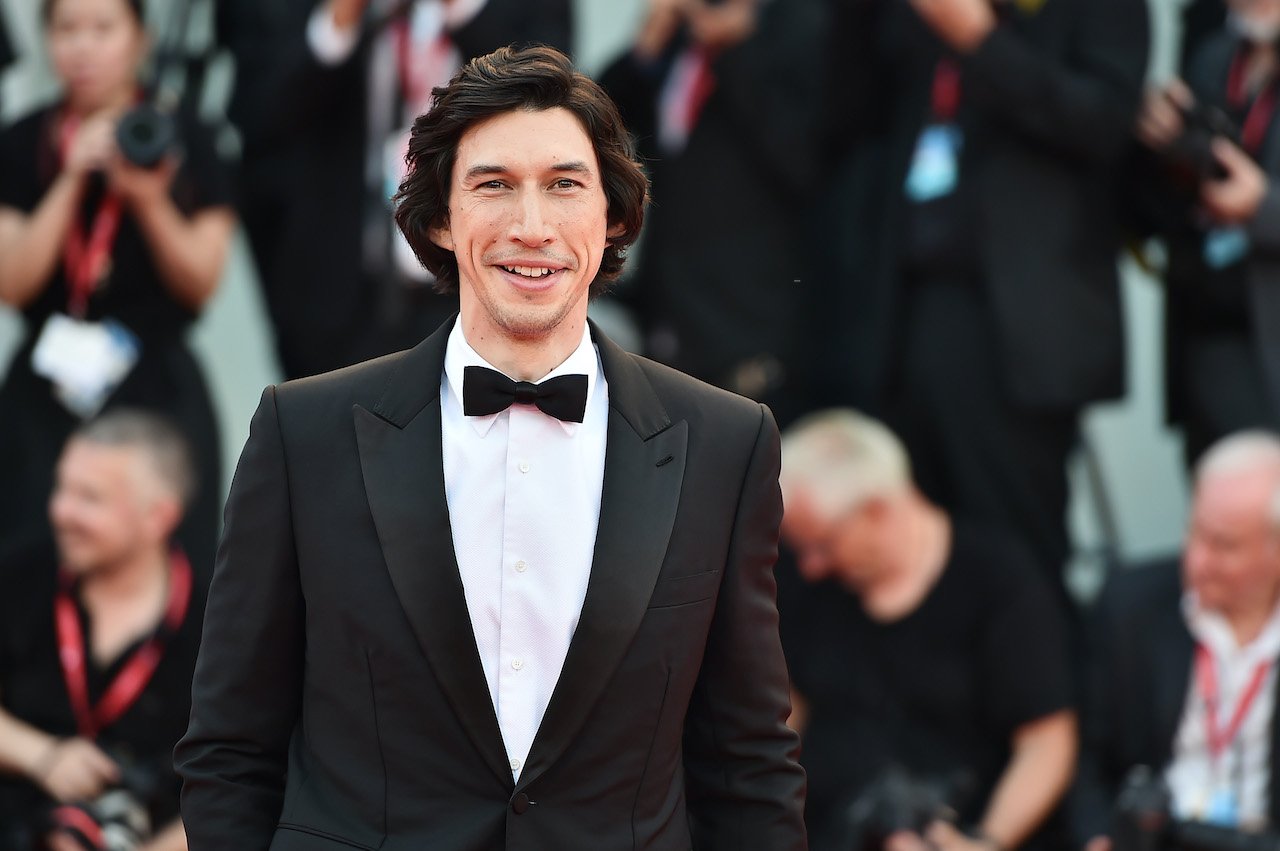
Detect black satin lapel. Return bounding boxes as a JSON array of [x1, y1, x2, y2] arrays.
[[354, 402, 513, 790], [516, 414, 688, 790]]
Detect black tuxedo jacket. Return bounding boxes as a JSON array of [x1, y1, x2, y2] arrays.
[[819, 0, 1148, 412], [1068, 560, 1280, 843], [214, 0, 572, 378], [175, 319, 807, 850]]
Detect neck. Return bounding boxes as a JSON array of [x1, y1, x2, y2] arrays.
[[459, 309, 588, 382], [65, 85, 135, 120], [80, 546, 170, 605], [1226, 590, 1280, 648]]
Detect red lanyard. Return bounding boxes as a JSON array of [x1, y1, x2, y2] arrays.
[[1195, 643, 1272, 764], [930, 58, 963, 124], [58, 113, 123, 319], [1227, 48, 1280, 155], [54, 550, 194, 740], [392, 16, 455, 117]]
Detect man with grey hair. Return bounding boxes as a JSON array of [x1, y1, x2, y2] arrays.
[[0, 409, 204, 851], [1072, 431, 1280, 848], [779, 409, 1076, 851]]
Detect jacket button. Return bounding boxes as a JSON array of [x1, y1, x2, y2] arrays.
[[511, 792, 531, 815]]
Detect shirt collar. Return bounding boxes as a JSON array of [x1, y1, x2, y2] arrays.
[[1183, 590, 1280, 663], [443, 320, 601, 438]]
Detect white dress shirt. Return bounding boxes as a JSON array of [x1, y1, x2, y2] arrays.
[[440, 321, 608, 781], [1165, 593, 1280, 829]]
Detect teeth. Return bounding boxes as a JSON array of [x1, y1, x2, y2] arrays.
[[502, 265, 554, 278]]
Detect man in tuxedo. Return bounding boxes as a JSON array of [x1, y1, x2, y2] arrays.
[[175, 45, 807, 850], [215, 0, 572, 379], [1070, 431, 1280, 847], [819, 0, 1148, 600]]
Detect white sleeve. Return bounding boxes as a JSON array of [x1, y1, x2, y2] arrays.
[[306, 4, 362, 66]]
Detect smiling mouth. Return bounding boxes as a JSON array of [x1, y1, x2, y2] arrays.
[[499, 265, 561, 279]]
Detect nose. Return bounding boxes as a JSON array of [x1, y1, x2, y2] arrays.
[[509, 188, 554, 247]]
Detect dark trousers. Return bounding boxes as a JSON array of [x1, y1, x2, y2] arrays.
[[889, 279, 1078, 606]]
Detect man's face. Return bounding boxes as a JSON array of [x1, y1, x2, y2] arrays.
[[1229, 0, 1280, 42], [1183, 470, 1280, 617], [432, 107, 611, 347], [48, 440, 161, 575], [782, 489, 884, 588]]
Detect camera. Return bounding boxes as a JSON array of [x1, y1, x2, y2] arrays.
[[1160, 101, 1237, 188], [831, 767, 971, 851], [114, 104, 177, 169], [1112, 766, 1280, 851]]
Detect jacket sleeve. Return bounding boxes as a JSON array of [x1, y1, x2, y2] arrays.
[[683, 404, 808, 850], [174, 386, 305, 850], [960, 0, 1149, 167]]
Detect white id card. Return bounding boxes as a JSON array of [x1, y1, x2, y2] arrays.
[[905, 124, 963, 203], [31, 313, 140, 419]]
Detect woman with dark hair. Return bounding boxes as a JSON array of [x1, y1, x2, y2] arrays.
[[0, 0, 235, 578]]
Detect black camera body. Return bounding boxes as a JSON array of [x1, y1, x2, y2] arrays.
[[1113, 766, 1280, 851], [114, 104, 178, 169], [1161, 102, 1237, 188], [834, 768, 964, 851]]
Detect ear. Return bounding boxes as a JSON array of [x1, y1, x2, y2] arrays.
[[144, 494, 183, 545], [428, 223, 455, 252], [605, 221, 627, 241]]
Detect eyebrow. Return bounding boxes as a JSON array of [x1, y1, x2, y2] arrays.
[[463, 161, 595, 181]]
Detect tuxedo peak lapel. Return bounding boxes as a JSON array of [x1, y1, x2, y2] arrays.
[[517, 325, 687, 791], [355, 316, 513, 790]]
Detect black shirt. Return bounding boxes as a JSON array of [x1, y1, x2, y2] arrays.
[[781, 524, 1073, 849], [0, 542, 205, 849]]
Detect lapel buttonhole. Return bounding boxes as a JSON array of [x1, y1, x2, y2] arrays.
[[656, 455, 674, 467]]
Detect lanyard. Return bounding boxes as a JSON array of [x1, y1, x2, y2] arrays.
[[58, 113, 123, 319], [1226, 47, 1280, 156], [54, 550, 193, 740], [1195, 643, 1272, 765], [930, 58, 963, 124], [391, 6, 456, 119]]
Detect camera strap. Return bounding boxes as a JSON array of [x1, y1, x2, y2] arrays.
[[1226, 48, 1280, 155], [57, 114, 123, 320], [54, 549, 194, 740], [1195, 643, 1271, 765]]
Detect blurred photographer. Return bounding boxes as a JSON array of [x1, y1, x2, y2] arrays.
[[0, 410, 205, 851], [0, 0, 236, 579], [779, 410, 1077, 851], [1130, 0, 1280, 467], [1071, 431, 1280, 851]]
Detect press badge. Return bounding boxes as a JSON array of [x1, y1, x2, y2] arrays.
[[905, 124, 963, 203], [31, 313, 140, 419], [1204, 787, 1241, 827], [1203, 227, 1251, 269]]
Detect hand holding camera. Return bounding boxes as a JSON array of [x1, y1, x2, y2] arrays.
[[29, 736, 120, 804], [1201, 137, 1268, 225]]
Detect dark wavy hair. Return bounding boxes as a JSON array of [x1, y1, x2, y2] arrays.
[[393, 45, 649, 297], [44, 0, 145, 24]]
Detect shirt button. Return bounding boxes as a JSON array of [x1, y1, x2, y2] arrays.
[[519, 462, 530, 473], [514, 560, 528, 573], [510, 758, 522, 771], [511, 658, 524, 671]]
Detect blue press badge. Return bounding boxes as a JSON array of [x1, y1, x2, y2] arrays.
[[1205, 788, 1241, 827], [905, 124, 963, 203], [1203, 227, 1251, 270]]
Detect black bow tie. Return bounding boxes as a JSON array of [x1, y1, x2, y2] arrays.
[[462, 365, 589, 423]]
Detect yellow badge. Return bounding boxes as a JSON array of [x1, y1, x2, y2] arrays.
[[1013, 0, 1047, 15]]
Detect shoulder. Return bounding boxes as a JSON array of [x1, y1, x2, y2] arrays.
[[628, 352, 768, 431], [0, 104, 54, 142], [948, 522, 1049, 598], [1094, 557, 1183, 619], [272, 346, 419, 426]]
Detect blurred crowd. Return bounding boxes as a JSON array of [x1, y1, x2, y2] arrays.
[[2, 0, 1280, 849]]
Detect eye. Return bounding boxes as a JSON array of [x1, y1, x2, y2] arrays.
[[551, 178, 581, 190], [480, 180, 507, 190]]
